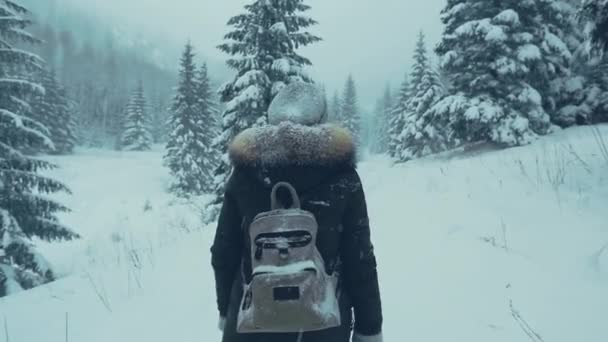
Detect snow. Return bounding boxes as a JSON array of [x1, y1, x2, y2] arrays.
[[271, 57, 294, 74], [544, 31, 572, 59], [494, 9, 520, 25], [485, 26, 507, 42], [2, 126, 608, 341], [455, 18, 508, 43], [0, 108, 55, 149], [518, 86, 543, 106], [270, 22, 287, 34], [493, 56, 519, 75], [444, 3, 467, 18], [564, 76, 585, 93], [225, 84, 261, 112], [464, 98, 503, 122], [233, 70, 265, 90], [517, 44, 542, 61]]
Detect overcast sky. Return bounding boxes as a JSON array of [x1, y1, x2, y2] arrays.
[[60, 0, 446, 108]]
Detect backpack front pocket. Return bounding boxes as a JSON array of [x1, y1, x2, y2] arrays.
[[250, 269, 325, 332]]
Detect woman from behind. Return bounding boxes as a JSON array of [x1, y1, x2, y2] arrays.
[[211, 82, 383, 342]]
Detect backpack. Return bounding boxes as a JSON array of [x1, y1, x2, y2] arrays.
[[237, 182, 341, 333]]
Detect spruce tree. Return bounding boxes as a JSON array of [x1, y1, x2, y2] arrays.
[[0, 0, 78, 296], [409, 32, 429, 97], [576, 0, 608, 124], [580, 0, 608, 53], [328, 90, 342, 123], [149, 92, 169, 143], [399, 33, 447, 161], [32, 67, 77, 154], [434, 0, 552, 147], [196, 63, 219, 144], [207, 0, 321, 220], [341, 74, 361, 143], [389, 74, 410, 158], [574, 53, 608, 123], [533, 0, 588, 126], [165, 44, 217, 197], [372, 84, 393, 154], [120, 81, 152, 151]]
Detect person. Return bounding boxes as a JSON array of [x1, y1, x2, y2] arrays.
[[211, 82, 383, 342]]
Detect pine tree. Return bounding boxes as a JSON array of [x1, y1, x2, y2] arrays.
[[328, 90, 342, 123], [399, 33, 447, 161], [32, 67, 77, 154], [149, 92, 169, 143], [207, 0, 321, 220], [341, 74, 361, 143], [389, 74, 410, 158], [120, 81, 152, 151], [550, 0, 608, 125], [574, 53, 608, 123], [580, 0, 608, 53], [533, 0, 588, 126], [410, 31, 430, 96], [434, 0, 552, 147], [371, 84, 393, 154], [0, 0, 78, 296], [165, 44, 218, 197], [196, 63, 219, 144]]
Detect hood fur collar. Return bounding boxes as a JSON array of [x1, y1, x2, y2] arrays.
[[229, 123, 356, 167]]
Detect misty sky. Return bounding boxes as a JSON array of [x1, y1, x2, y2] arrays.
[[60, 0, 446, 108]]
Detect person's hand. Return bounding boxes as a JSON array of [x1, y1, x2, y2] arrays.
[[352, 332, 383, 342], [218, 316, 226, 331]]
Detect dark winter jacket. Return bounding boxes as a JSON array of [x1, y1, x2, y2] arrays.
[[211, 123, 383, 342]]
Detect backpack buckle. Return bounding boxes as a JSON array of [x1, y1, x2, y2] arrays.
[[277, 242, 290, 260]]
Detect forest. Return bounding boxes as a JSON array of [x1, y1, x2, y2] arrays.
[[1, 1, 608, 341]]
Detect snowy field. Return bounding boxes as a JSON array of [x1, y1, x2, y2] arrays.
[[1, 125, 608, 342]]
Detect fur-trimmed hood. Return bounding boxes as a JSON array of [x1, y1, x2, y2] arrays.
[[229, 122, 356, 168]]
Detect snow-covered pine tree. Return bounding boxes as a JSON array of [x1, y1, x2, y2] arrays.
[[207, 0, 321, 220], [390, 32, 435, 160], [580, 0, 608, 53], [0, 0, 78, 296], [196, 62, 220, 146], [549, 0, 608, 126], [328, 90, 342, 123], [32, 67, 76, 154], [371, 84, 393, 154], [164, 43, 217, 197], [399, 33, 447, 161], [341, 74, 361, 143], [120, 81, 152, 151], [409, 31, 430, 97], [434, 0, 552, 147], [388, 74, 410, 158], [571, 52, 608, 123], [530, 0, 588, 127], [149, 92, 169, 143]]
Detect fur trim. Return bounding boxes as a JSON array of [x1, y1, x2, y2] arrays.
[[229, 122, 356, 167]]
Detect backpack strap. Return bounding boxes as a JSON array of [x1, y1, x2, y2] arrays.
[[270, 182, 301, 210]]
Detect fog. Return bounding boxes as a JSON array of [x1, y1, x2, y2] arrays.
[[54, 0, 445, 108]]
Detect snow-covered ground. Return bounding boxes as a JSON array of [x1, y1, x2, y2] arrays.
[[1, 126, 608, 342]]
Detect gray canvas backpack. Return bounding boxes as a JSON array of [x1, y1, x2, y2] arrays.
[[237, 182, 341, 333]]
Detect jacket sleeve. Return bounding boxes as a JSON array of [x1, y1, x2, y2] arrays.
[[210, 177, 243, 317], [340, 171, 383, 336]]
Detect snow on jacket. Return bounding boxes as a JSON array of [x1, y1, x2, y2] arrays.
[[211, 122, 383, 342]]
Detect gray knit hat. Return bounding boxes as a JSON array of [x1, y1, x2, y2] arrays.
[[268, 82, 327, 126]]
